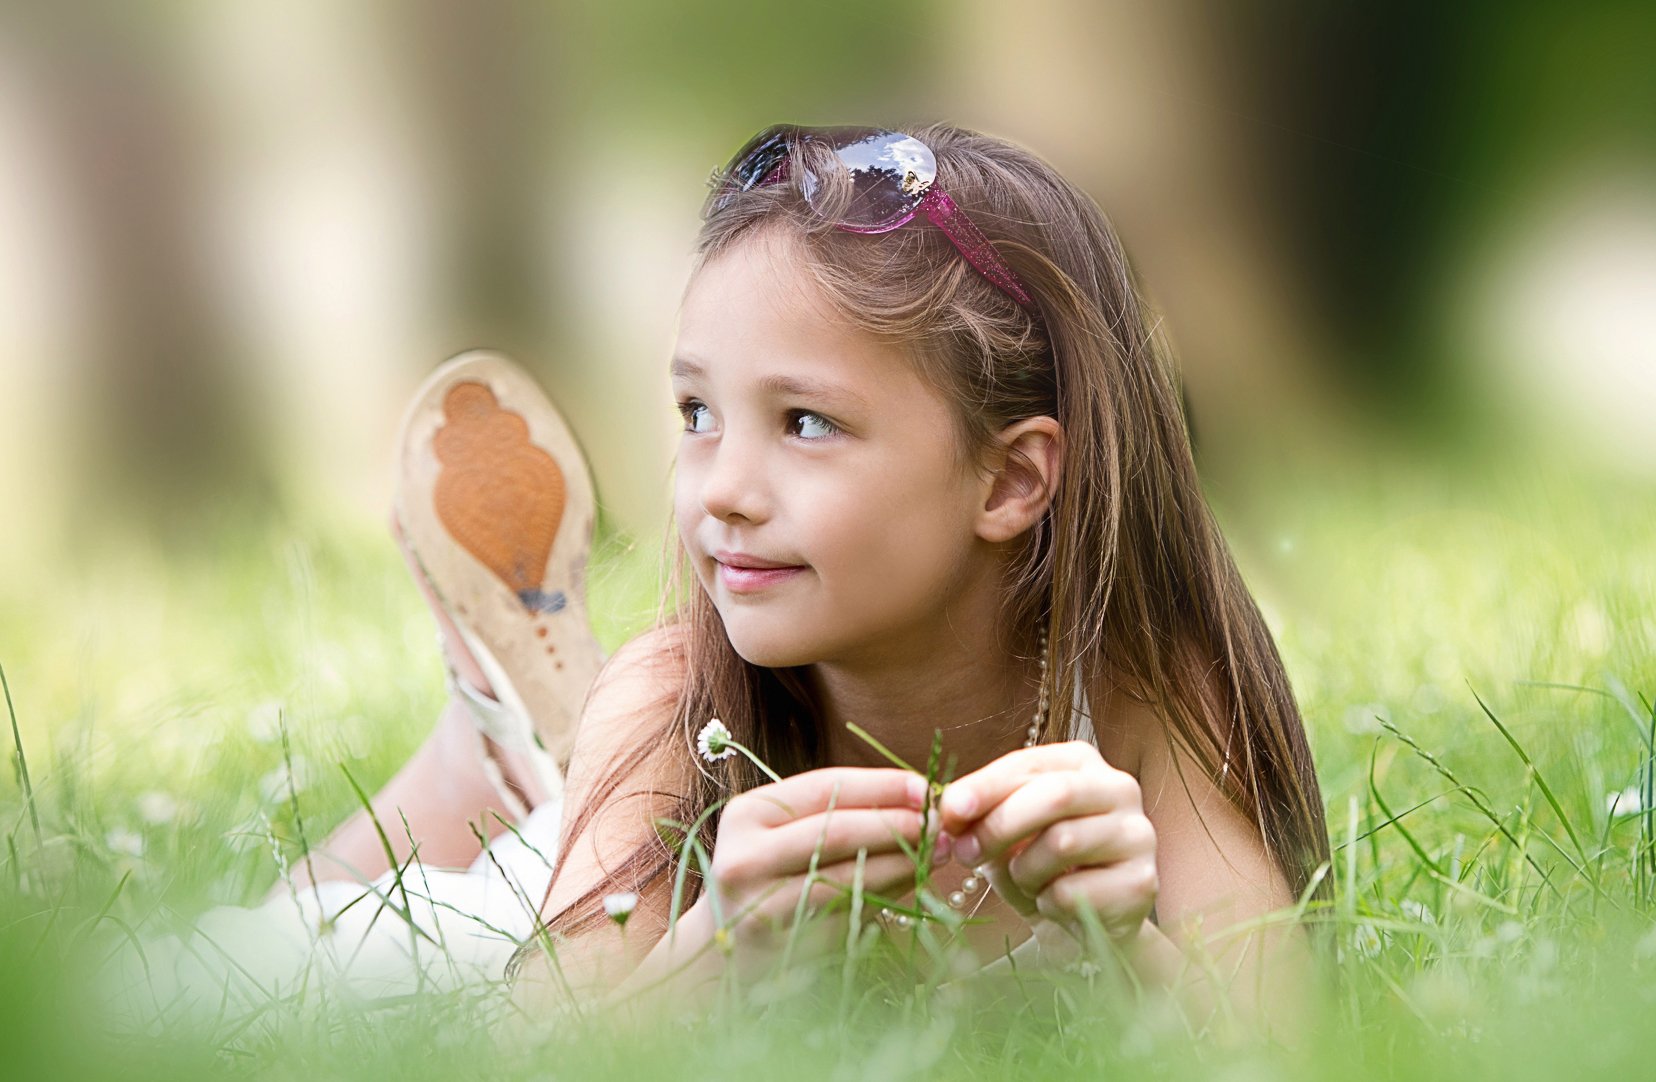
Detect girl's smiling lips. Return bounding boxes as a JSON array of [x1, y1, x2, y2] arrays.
[[714, 549, 798, 569], [713, 550, 806, 593]]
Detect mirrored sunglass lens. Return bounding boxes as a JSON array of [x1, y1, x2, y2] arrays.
[[805, 131, 936, 229], [705, 127, 794, 216], [729, 131, 791, 188]]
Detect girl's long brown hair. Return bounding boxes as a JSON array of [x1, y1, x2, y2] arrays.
[[516, 121, 1331, 968]]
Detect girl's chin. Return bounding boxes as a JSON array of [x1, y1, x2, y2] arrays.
[[720, 621, 828, 669], [727, 637, 815, 669]]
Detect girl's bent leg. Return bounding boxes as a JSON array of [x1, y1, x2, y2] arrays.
[[272, 695, 523, 897], [262, 353, 603, 900]]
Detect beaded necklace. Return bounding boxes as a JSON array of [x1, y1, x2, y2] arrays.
[[876, 627, 1050, 933]]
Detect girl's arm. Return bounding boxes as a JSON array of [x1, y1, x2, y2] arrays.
[[512, 629, 935, 1019], [595, 893, 726, 1014], [1114, 695, 1317, 1038], [514, 889, 728, 1021], [938, 691, 1317, 1038], [509, 626, 700, 1009]]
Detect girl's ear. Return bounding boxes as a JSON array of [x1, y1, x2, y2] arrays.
[[975, 416, 1064, 544]]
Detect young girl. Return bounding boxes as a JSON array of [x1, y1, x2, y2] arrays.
[[106, 120, 1331, 1027], [277, 121, 1329, 1026]]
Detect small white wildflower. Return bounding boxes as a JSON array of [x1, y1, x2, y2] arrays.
[[694, 716, 782, 782], [1605, 785, 1647, 817], [1399, 899, 1437, 925], [106, 830, 145, 859], [697, 718, 736, 763], [603, 891, 640, 927], [136, 790, 178, 825]]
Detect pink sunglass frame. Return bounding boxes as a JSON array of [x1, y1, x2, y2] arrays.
[[706, 126, 1040, 314]]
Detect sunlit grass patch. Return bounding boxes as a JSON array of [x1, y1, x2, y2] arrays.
[[2, 456, 1654, 1078]]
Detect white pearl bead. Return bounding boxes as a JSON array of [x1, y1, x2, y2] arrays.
[[962, 875, 981, 893], [948, 891, 966, 907]]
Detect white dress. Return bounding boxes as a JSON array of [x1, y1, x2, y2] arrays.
[[106, 673, 1099, 1020], [105, 798, 564, 1019]]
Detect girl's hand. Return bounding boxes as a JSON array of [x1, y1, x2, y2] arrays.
[[937, 741, 1157, 943], [705, 767, 948, 971]]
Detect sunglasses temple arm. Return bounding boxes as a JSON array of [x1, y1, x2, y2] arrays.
[[919, 189, 1039, 312]]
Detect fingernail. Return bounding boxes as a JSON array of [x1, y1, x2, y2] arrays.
[[955, 834, 982, 865], [944, 788, 976, 819], [906, 775, 927, 807], [931, 845, 949, 867], [937, 831, 954, 860]]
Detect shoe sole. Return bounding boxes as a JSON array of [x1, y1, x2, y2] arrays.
[[393, 350, 607, 792]]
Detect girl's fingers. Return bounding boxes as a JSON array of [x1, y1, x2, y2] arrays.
[[960, 768, 1132, 867], [937, 741, 1115, 834], [741, 768, 926, 828], [1034, 859, 1159, 939], [762, 807, 939, 875], [744, 851, 925, 924], [1005, 811, 1156, 898]]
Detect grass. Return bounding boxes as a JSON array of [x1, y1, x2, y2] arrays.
[[2, 450, 1654, 1079]]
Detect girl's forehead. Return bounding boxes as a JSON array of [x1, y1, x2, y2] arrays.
[[675, 236, 918, 393]]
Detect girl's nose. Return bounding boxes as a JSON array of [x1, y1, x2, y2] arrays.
[[697, 434, 770, 524]]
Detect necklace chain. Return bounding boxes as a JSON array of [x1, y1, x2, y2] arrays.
[[878, 627, 1050, 932]]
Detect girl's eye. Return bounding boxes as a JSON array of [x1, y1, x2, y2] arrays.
[[677, 400, 714, 434], [675, 399, 841, 440], [789, 410, 840, 440]]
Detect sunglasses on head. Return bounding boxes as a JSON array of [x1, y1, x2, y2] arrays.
[[703, 124, 1039, 314]]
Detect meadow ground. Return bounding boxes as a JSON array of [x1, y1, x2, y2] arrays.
[[2, 448, 1653, 1080]]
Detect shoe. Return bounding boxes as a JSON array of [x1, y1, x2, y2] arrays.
[[393, 350, 606, 810]]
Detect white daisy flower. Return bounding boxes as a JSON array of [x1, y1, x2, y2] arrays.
[[697, 718, 736, 763], [694, 717, 782, 782], [1605, 785, 1648, 817], [603, 891, 640, 927]]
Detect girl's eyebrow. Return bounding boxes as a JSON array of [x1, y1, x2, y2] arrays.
[[669, 356, 868, 410]]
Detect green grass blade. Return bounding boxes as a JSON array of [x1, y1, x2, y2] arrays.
[[1, 662, 41, 846], [1469, 684, 1587, 862]]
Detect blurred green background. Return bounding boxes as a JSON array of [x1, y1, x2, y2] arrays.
[[1, 1, 1652, 552], [2, 1, 1654, 1077]]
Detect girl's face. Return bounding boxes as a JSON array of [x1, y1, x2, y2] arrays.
[[672, 231, 996, 669]]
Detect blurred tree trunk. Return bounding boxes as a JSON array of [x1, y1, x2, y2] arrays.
[[389, 2, 581, 386], [17, 6, 276, 542], [944, 0, 1355, 477]]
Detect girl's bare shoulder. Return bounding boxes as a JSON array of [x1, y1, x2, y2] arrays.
[[545, 621, 698, 905], [566, 622, 697, 793], [1084, 665, 1155, 778], [589, 622, 692, 705]]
